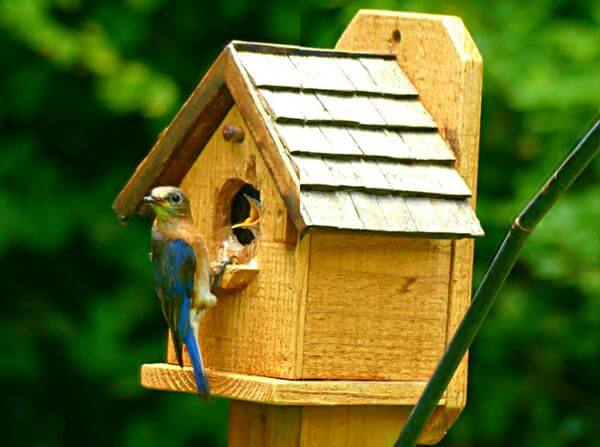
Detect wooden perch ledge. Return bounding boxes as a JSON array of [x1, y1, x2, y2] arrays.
[[212, 262, 259, 292], [141, 363, 446, 407]]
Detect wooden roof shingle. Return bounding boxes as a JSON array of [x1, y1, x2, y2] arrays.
[[234, 43, 483, 237]]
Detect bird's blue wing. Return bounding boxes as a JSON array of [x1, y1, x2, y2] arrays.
[[151, 238, 196, 365]]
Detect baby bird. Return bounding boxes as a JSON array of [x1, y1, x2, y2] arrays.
[[144, 186, 215, 399], [231, 194, 261, 239]]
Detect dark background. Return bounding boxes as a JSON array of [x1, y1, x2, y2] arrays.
[[1, 1, 598, 446]]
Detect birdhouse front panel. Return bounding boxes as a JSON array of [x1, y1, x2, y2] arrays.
[[299, 231, 453, 381], [171, 105, 303, 379]]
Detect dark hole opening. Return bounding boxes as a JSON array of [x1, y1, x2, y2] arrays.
[[230, 183, 260, 245]]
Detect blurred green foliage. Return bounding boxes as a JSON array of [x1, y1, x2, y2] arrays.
[[0, 1, 598, 446]]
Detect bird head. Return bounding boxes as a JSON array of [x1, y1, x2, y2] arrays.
[[144, 186, 191, 220], [231, 194, 261, 237]]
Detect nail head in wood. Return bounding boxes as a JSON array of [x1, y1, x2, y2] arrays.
[[223, 125, 245, 142]]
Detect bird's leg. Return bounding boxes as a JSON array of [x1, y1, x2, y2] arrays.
[[211, 256, 238, 293]]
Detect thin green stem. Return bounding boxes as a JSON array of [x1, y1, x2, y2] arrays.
[[395, 116, 600, 447]]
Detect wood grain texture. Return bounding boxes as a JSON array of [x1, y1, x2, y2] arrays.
[[224, 49, 306, 232], [176, 105, 302, 378], [112, 48, 233, 219], [300, 231, 452, 381], [227, 401, 447, 446], [337, 7, 483, 426], [211, 262, 259, 291], [141, 364, 446, 407]]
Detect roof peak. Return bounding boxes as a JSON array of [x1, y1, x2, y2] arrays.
[[230, 40, 397, 60]]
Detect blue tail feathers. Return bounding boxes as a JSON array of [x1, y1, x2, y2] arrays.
[[184, 328, 210, 399]]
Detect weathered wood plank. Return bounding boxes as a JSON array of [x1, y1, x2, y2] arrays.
[[350, 127, 413, 159], [335, 57, 379, 93], [370, 97, 437, 128], [297, 92, 332, 121], [376, 162, 470, 197], [404, 197, 445, 234], [141, 363, 448, 406], [319, 126, 363, 156], [237, 51, 302, 88], [233, 40, 398, 60], [260, 89, 305, 120], [293, 155, 339, 186], [376, 195, 418, 232], [316, 93, 385, 126], [300, 190, 364, 230], [276, 123, 333, 154], [359, 57, 418, 96], [400, 131, 456, 161], [289, 54, 355, 91], [348, 191, 388, 230]]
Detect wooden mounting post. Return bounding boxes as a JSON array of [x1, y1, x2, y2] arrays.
[[226, 10, 482, 447]]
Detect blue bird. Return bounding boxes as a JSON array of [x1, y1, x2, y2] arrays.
[[144, 186, 216, 399]]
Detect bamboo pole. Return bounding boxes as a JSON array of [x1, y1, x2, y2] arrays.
[[396, 116, 600, 447]]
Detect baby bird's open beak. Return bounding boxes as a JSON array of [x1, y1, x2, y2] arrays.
[[231, 195, 261, 230]]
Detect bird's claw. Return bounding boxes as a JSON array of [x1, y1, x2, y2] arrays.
[[211, 256, 239, 292]]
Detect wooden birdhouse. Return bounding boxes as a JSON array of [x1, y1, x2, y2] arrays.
[[114, 10, 483, 446]]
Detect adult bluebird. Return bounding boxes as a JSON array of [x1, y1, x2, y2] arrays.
[[144, 186, 216, 399]]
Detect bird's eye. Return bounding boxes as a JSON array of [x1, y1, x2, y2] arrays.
[[171, 193, 181, 204]]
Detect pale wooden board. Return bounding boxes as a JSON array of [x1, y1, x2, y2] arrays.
[[260, 89, 332, 122], [318, 126, 363, 156], [299, 190, 364, 230], [229, 402, 302, 447], [316, 93, 385, 126], [370, 97, 437, 128], [237, 51, 302, 88], [297, 406, 448, 447], [178, 106, 303, 378], [335, 57, 380, 93], [295, 156, 471, 198], [293, 155, 339, 186], [260, 89, 305, 120], [359, 57, 418, 96], [299, 190, 479, 236], [348, 191, 389, 230], [228, 402, 449, 447], [400, 131, 456, 161], [375, 194, 418, 233], [275, 123, 333, 154], [403, 197, 444, 234], [337, 9, 484, 414], [376, 161, 471, 198], [300, 232, 452, 381], [351, 158, 393, 190], [296, 91, 332, 121], [140, 364, 446, 406], [349, 127, 412, 159], [288, 54, 355, 91]]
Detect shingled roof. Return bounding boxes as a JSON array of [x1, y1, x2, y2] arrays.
[[113, 41, 483, 238], [234, 43, 483, 237]]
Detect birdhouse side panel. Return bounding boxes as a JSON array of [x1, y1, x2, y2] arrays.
[[300, 230, 452, 381], [170, 105, 302, 378]]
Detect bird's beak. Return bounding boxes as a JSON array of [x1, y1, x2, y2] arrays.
[[144, 195, 158, 205], [232, 195, 261, 230]]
